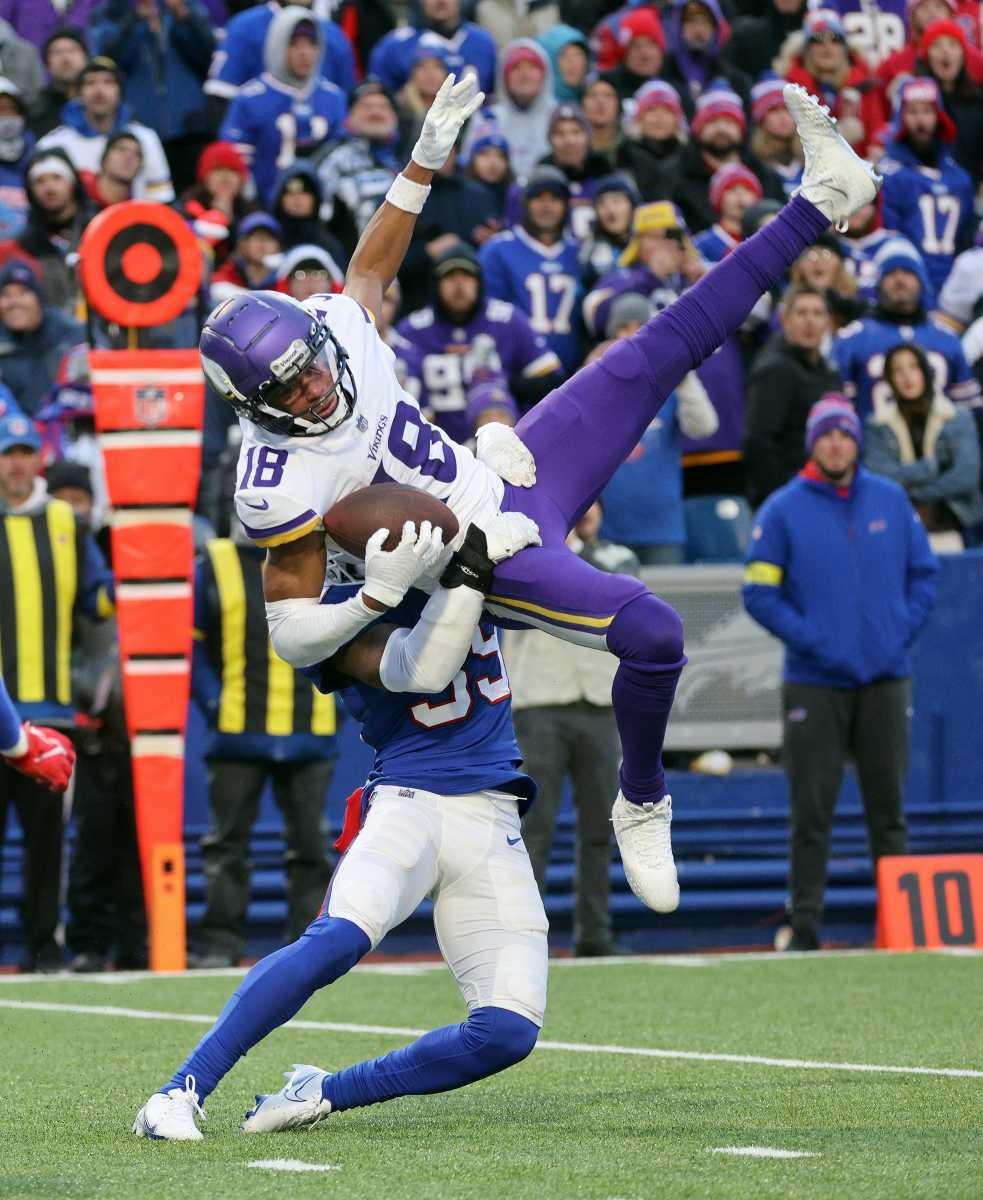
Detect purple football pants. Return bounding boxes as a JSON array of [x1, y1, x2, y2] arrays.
[[491, 195, 830, 804]]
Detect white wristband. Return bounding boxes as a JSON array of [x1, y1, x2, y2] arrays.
[[385, 173, 432, 214]]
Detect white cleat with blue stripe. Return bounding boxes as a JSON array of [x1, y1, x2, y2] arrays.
[[241, 1063, 333, 1133], [133, 1076, 205, 1141]]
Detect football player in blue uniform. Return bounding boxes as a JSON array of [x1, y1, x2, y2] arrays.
[[219, 10, 347, 208], [204, 0, 355, 115], [134, 514, 548, 1140], [878, 77, 975, 299], [833, 238, 980, 417], [395, 241, 563, 442], [479, 167, 585, 375]]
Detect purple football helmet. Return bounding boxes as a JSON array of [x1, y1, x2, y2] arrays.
[[199, 291, 357, 437]]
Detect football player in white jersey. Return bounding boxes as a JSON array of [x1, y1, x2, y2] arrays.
[[199, 73, 881, 913]]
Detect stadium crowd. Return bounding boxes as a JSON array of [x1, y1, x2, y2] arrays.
[[1, 0, 982, 968]]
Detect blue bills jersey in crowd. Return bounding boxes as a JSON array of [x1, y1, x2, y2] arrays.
[[220, 77, 348, 207], [394, 300, 561, 442], [822, 0, 907, 65], [204, 2, 356, 101], [878, 142, 976, 300], [833, 314, 981, 418], [693, 223, 739, 265], [368, 25, 497, 95], [306, 584, 535, 810], [479, 229, 584, 374], [843, 227, 898, 302]]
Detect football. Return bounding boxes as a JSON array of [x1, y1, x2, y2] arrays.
[[323, 483, 460, 557]]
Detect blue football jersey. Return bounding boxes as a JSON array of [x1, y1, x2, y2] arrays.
[[878, 142, 976, 300], [368, 24, 497, 95], [693, 223, 738, 265], [307, 586, 535, 810], [842, 228, 898, 302], [479, 228, 584, 374], [833, 315, 981, 418], [205, 2, 356, 99], [220, 77, 348, 207], [394, 300, 560, 441], [823, 0, 907, 65]]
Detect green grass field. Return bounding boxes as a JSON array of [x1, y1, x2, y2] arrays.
[[1, 951, 981, 1200]]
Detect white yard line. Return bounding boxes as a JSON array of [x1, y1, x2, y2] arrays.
[[1, 997, 980, 1080], [246, 1160, 340, 1173], [708, 1146, 819, 1159]]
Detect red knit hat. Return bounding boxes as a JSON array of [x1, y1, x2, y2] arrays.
[[619, 8, 666, 52], [503, 44, 546, 77], [897, 74, 957, 142], [919, 17, 968, 56], [197, 141, 248, 182], [691, 88, 746, 137], [635, 80, 683, 119], [709, 162, 763, 212]]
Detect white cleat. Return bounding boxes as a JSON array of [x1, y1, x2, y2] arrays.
[[784, 82, 881, 231], [612, 792, 680, 913], [133, 1076, 205, 1141], [241, 1062, 332, 1134]]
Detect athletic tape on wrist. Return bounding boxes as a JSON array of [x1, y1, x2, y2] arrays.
[[386, 173, 432, 214]]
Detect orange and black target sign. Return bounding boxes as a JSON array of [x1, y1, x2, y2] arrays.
[[80, 201, 202, 327]]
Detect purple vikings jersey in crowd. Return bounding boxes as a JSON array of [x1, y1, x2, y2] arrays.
[[394, 300, 561, 442], [204, 2, 356, 100], [220, 77, 348, 207], [479, 228, 585, 374], [833, 314, 981, 417], [307, 584, 535, 810], [878, 142, 976, 299], [822, 0, 907, 65]]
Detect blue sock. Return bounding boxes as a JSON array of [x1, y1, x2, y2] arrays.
[[163, 915, 370, 1100], [323, 1005, 539, 1111], [0, 679, 22, 752]]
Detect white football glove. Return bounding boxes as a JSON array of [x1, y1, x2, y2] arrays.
[[475, 422, 537, 488], [476, 510, 542, 562], [412, 73, 485, 171], [362, 520, 446, 609]]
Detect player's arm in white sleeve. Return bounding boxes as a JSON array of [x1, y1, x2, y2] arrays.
[[343, 74, 483, 321]]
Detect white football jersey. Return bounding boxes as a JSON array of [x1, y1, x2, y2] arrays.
[[234, 293, 505, 552]]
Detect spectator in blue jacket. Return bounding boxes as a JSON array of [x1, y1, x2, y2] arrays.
[[369, 0, 497, 96], [91, 0, 215, 193], [743, 394, 939, 951], [0, 259, 86, 415]]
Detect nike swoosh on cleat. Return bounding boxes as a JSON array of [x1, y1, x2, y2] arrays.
[[286, 1073, 319, 1100], [506, 834, 522, 846], [242, 499, 270, 511]]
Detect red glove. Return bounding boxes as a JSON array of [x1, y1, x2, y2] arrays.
[[4, 723, 75, 792]]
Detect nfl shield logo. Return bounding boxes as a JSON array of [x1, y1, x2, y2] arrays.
[[356, 415, 369, 433], [135, 385, 168, 428]]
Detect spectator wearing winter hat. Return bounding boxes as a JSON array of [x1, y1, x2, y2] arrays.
[[78, 129, 141, 209], [464, 130, 513, 226], [30, 28, 88, 140], [90, 0, 214, 194], [789, 232, 864, 330], [0, 80, 34, 239], [270, 163, 348, 269], [209, 212, 283, 304], [865, 340, 983, 551], [177, 141, 253, 270], [465, 378, 519, 434], [620, 81, 685, 197], [726, 0, 807, 84], [396, 44, 450, 137], [878, 76, 975, 295], [832, 237, 981, 417], [9, 148, 94, 314], [877, 0, 983, 97], [537, 25, 591, 103], [519, 104, 610, 238], [579, 173, 639, 289], [914, 20, 983, 181], [475, 39, 556, 179], [670, 86, 783, 233], [275, 243, 345, 302], [693, 162, 763, 263], [661, 0, 752, 118], [600, 7, 667, 101], [0, 258, 85, 416], [779, 10, 887, 154], [743, 392, 938, 952], [749, 74, 803, 199], [368, 0, 496, 95]]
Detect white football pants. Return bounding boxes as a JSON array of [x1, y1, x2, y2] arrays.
[[326, 785, 549, 1026]]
